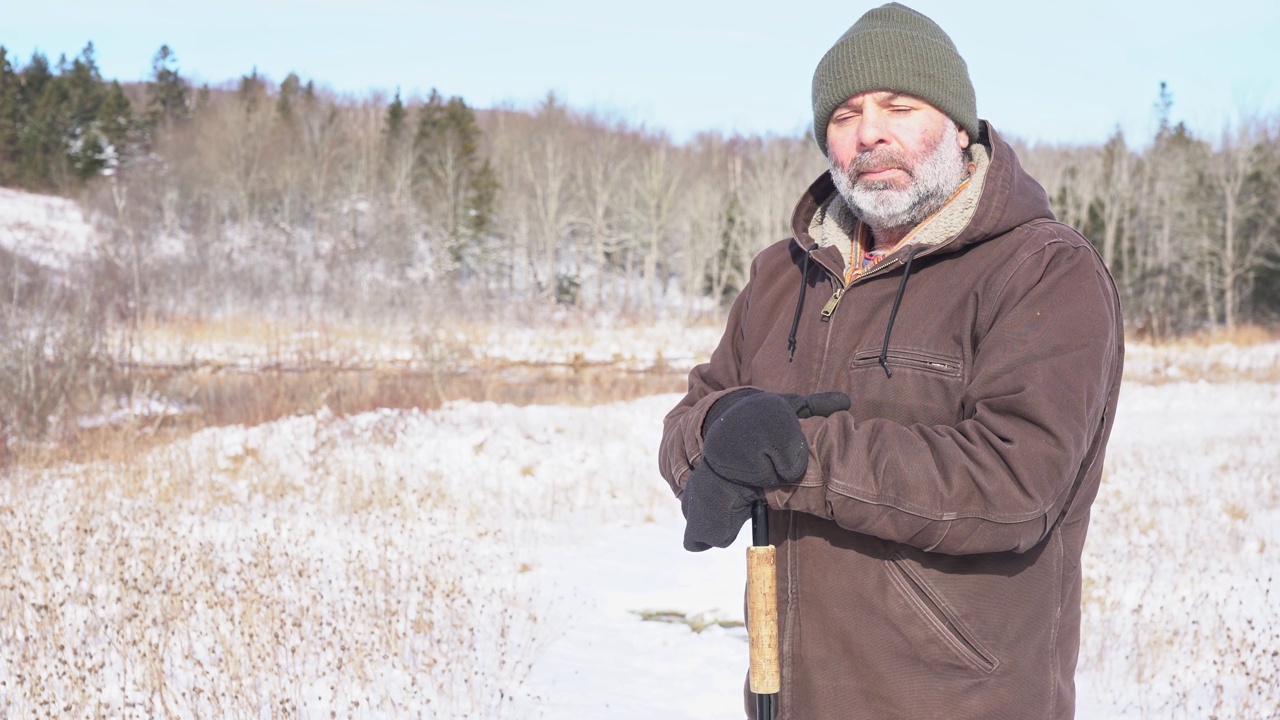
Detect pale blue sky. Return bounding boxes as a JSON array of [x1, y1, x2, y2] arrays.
[[3, 0, 1278, 148]]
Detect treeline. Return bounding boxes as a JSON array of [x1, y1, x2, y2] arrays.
[[3, 45, 1280, 335], [1015, 84, 1280, 337]]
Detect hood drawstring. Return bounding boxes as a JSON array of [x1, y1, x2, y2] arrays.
[[787, 243, 819, 362], [878, 246, 925, 378]]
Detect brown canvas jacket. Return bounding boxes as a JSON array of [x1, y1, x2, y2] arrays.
[[659, 123, 1124, 720]]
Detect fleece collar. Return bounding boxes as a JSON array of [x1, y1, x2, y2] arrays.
[[808, 141, 991, 273]]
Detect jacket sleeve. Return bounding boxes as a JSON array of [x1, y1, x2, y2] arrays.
[[769, 236, 1123, 555], [658, 255, 764, 496]]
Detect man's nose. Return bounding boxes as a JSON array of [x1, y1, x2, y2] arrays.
[[855, 109, 890, 152]]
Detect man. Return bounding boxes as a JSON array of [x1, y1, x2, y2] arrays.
[[658, 4, 1124, 719]]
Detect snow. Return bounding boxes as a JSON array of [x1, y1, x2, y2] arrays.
[[78, 392, 195, 430], [520, 521, 753, 719], [0, 186, 99, 270], [1074, 381, 1280, 718], [4, 362, 1278, 717]]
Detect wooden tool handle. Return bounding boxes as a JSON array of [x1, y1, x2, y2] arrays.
[[747, 544, 780, 694]]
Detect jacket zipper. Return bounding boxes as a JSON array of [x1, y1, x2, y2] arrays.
[[819, 286, 844, 320], [818, 242, 948, 322], [819, 257, 898, 321]]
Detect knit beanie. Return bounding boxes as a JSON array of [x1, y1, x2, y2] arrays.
[[811, 3, 978, 155]]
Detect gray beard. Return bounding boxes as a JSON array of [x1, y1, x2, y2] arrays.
[[829, 122, 969, 233]]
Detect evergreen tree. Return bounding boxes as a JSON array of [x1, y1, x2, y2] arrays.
[[1154, 81, 1174, 139], [0, 43, 135, 188], [385, 88, 406, 143], [413, 90, 494, 278], [147, 44, 188, 125], [194, 83, 212, 113], [97, 81, 134, 173], [16, 51, 69, 188], [237, 67, 266, 111], [414, 88, 450, 159], [705, 192, 747, 307], [0, 47, 20, 184], [20, 51, 52, 101], [64, 43, 104, 127], [64, 43, 108, 180], [277, 72, 302, 119], [467, 158, 499, 240]]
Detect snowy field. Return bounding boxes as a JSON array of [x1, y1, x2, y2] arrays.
[[2, 347, 1279, 718], [2, 186, 1278, 717]]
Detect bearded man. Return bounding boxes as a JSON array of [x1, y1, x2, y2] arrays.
[[658, 3, 1124, 719]]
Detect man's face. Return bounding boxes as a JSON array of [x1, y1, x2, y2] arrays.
[[826, 91, 971, 232]]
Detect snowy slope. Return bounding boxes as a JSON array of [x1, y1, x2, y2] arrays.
[[0, 186, 99, 270]]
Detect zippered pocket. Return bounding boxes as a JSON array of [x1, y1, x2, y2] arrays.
[[885, 553, 999, 674], [851, 348, 963, 378]]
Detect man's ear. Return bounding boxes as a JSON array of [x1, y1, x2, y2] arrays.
[[956, 123, 970, 150]]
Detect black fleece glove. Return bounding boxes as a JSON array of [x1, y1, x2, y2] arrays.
[[780, 392, 855, 420], [680, 463, 760, 552], [704, 389, 853, 429], [702, 390, 851, 486], [682, 389, 851, 552]]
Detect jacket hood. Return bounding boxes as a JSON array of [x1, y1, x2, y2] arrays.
[[791, 121, 1055, 264]]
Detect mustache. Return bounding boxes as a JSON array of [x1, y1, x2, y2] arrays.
[[848, 149, 911, 178]]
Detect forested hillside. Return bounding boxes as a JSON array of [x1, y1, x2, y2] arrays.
[[3, 42, 1280, 442], [4, 42, 1279, 331]]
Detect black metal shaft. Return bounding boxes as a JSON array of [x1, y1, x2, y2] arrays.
[[752, 499, 769, 546], [756, 680, 775, 719]]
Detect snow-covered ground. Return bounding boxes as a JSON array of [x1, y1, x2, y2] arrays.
[[1075, 381, 1280, 719], [0, 186, 99, 270], [3, 367, 1278, 718]]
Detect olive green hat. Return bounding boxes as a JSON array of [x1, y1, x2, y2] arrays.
[[811, 2, 979, 155]]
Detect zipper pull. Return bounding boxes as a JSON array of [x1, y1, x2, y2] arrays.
[[820, 286, 845, 320]]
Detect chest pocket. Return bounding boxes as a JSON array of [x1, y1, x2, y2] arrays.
[[851, 347, 963, 377], [848, 347, 966, 426]]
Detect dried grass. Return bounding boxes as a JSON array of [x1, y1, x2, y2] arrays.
[[1080, 392, 1280, 717], [0, 409, 546, 718], [1170, 324, 1280, 348]]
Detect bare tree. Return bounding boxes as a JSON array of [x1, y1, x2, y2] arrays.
[[1203, 121, 1280, 331], [631, 142, 681, 319], [53, 66, 1280, 334], [0, 250, 107, 441], [512, 96, 578, 305], [576, 118, 634, 312]]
